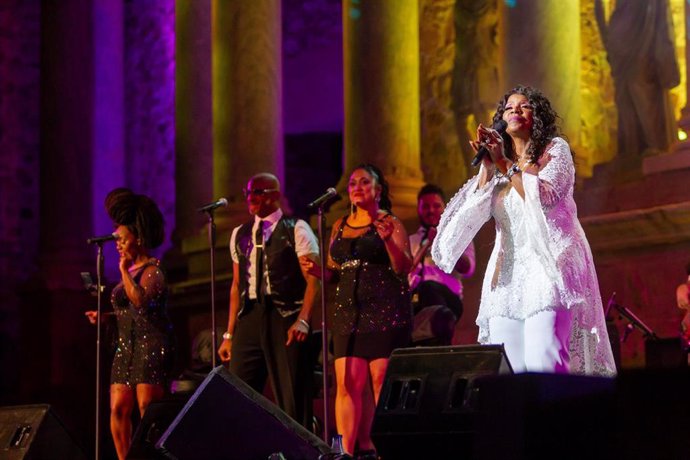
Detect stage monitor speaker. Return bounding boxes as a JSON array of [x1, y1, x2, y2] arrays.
[[156, 366, 331, 460], [127, 393, 189, 460], [472, 372, 615, 460], [612, 368, 690, 460], [0, 404, 87, 460], [371, 345, 512, 459], [645, 337, 688, 369]]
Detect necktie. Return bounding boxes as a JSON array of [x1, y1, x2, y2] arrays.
[[255, 220, 265, 302], [420, 228, 429, 281]]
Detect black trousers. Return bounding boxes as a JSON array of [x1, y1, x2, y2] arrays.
[[415, 280, 463, 318], [412, 281, 463, 346], [230, 298, 313, 429]]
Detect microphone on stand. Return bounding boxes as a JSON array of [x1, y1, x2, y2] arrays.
[[605, 292, 617, 318], [87, 233, 118, 245], [197, 197, 228, 213], [471, 119, 508, 167], [307, 187, 338, 209]]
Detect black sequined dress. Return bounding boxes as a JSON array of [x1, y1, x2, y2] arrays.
[[110, 261, 174, 386], [330, 218, 412, 359]]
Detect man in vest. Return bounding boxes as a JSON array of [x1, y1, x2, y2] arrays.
[[218, 172, 320, 429]]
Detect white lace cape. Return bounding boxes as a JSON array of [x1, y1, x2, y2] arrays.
[[431, 138, 616, 376]]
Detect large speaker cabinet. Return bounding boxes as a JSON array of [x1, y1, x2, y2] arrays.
[[156, 366, 330, 460], [0, 404, 87, 460], [371, 345, 512, 459]]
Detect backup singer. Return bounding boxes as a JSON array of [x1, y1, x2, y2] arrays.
[[303, 164, 413, 458], [217, 172, 320, 429], [85, 188, 174, 460], [432, 86, 616, 376]]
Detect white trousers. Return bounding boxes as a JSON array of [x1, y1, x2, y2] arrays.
[[488, 309, 572, 373]]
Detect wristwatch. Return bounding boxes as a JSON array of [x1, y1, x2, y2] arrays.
[[222, 331, 233, 340]]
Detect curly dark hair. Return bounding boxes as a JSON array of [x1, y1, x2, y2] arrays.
[[491, 85, 563, 165], [105, 188, 165, 249], [351, 163, 392, 212]]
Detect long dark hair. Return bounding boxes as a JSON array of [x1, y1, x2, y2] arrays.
[[351, 163, 392, 212], [105, 188, 165, 249], [491, 85, 562, 165]]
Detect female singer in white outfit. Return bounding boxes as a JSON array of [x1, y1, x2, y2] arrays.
[[432, 85, 616, 376]]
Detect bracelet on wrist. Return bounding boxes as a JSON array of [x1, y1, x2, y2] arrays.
[[222, 331, 233, 341], [293, 318, 310, 334], [506, 162, 522, 180]]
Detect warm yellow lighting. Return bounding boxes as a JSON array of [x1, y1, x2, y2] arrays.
[[679, 129, 687, 141], [670, 0, 686, 124]]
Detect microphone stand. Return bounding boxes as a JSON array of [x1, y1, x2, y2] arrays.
[[205, 209, 219, 369], [93, 242, 105, 460], [606, 292, 658, 342], [316, 204, 330, 442]]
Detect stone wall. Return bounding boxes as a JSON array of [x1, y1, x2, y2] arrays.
[[124, 0, 176, 256], [0, 0, 41, 403]]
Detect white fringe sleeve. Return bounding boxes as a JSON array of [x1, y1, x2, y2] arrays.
[[431, 167, 496, 273]]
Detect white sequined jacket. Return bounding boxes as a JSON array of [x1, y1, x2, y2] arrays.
[[431, 137, 616, 376]]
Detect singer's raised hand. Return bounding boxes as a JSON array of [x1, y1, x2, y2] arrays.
[[477, 123, 507, 165], [373, 214, 394, 241], [118, 254, 132, 273]]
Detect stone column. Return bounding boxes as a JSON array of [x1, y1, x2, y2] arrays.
[[93, 0, 125, 280], [212, 0, 284, 229], [499, 0, 581, 142], [176, 0, 213, 239], [40, 0, 95, 289], [341, 0, 425, 224], [180, 0, 283, 281], [649, 0, 690, 173], [677, 0, 690, 139], [124, 0, 176, 256]]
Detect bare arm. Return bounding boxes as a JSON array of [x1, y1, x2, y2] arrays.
[[120, 263, 165, 309], [301, 218, 341, 281], [677, 282, 690, 310], [218, 262, 241, 362], [375, 215, 413, 276], [287, 253, 321, 345]]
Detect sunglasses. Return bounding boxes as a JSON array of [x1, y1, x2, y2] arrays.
[[242, 188, 278, 198]]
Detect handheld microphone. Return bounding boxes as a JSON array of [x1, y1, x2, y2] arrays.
[[471, 119, 508, 167], [198, 197, 228, 213], [87, 233, 118, 245], [307, 187, 338, 209]]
